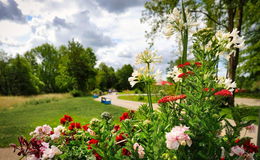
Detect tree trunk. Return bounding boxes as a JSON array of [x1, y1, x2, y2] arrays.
[[227, 0, 245, 107]]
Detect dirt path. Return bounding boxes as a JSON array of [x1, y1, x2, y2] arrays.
[[0, 148, 19, 160]]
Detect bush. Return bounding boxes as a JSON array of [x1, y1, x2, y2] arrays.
[[70, 89, 85, 97]]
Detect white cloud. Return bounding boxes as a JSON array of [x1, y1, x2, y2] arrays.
[[0, 0, 184, 79]]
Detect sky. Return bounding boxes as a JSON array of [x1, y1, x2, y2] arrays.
[[0, 0, 226, 78]]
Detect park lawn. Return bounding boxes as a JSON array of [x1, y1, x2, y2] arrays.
[[118, 95, 160, 103], [0, 97, 127, 147]]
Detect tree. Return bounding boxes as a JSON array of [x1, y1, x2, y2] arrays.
[[65, 40, 97, 92], [237, 1, 260, 91], [5, 55, 40, 95], [115, 64, 134, 91], [25, 43, 61, 93], [96, 63, 117, 91]]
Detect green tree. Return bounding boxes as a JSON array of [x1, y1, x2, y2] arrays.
[[25, 43, 60, 93], [115, 64, 134, 91], [96, 63, 117, 91], [65, 40, 97, 92], [5, 55, 40, 95], [237, 1, 260, 91]]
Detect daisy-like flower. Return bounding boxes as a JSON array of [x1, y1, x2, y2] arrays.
[[167, 66, 183, 82], [128, 67, 162, 88], [218, 77, 236, 92], [166, 125, 192, 150], [135, 50, 162, 65]]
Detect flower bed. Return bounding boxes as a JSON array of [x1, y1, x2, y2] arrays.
[[11, 8, 259, 160]]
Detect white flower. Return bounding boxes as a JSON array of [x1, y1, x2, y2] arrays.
[[135, 50, 162, 64], [166, 125, 192, 150], [133, 143, 145, 159], [167, 66, 182, 82], [50, 125, 65, 140], [128, 70, 140, 87], [217, 77, 236, 92]]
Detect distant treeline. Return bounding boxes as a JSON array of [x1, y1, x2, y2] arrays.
[[0, 40, 135, 95]]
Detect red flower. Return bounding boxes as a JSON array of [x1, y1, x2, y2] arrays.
[[50, 131, 54, 135], [120, 112, 130, 121], [82, 124, 89, 131], [158, 94, 187, 104], [116, 133, 125, 142], [203, 88, 215, 92], [113, 125, 120, 132], [178, 73, 187, 78], [68, 125, 74, 130], [60, 118, 66, 125], [177, 64, 185, 68], [94, 153, 102, 160], [75, 122, 81, 129], [88, 139, 99, 144], [235, 139, 240, 143], [64, 115, 73, 122], [88, 139, 99, 150], [243, 140, 258, 153], [214, 89, 232, 97], [122, 148, 131, 156], [184, 62, 191, 66], [195, 62, 202, 67]]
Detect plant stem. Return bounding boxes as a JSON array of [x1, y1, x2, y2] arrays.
[[146, 63, 153, 112]]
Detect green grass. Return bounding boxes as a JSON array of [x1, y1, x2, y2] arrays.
[[118, 95, 160, 103], [0, 97, 127, 147], [117, 90, 136, 95], [235, 92, 260, 99]]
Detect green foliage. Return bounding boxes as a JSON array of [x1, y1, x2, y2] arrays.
[[96, 63, 117, 91], [2, 55, 40, 95], [25, 43, 61, 93], [70, 89, 85, 97], [115, 64, 134, 91], [65, 40, 97, 92]]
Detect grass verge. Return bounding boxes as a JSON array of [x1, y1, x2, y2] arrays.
[[117, 95, 160, 103], [0, 97, 127, 147]]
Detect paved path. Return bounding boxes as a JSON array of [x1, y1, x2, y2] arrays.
[[96, 94, 259, 144]]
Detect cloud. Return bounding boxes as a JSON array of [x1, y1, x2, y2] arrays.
[[0, 0, 25, 22], [95, 0, 144, 13]]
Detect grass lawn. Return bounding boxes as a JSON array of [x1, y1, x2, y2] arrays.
[[0, 96, 127, 147], [118, 95, 160, 103]]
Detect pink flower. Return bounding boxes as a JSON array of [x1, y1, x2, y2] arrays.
[[230, 145, 245, 156], [165, 125, 192, 150], [133, 143, 145, 159], [30, 125, 52, 138], [42, 145, 62, 160], [245, 124, 256, 133]]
